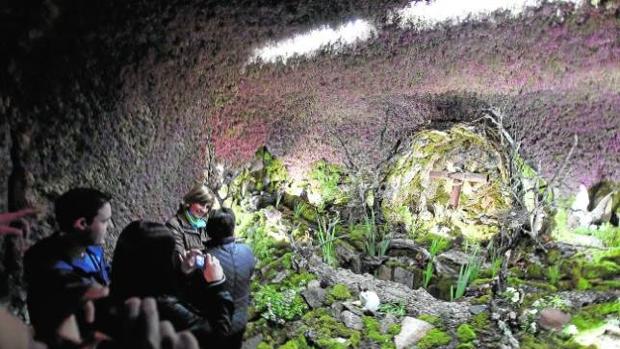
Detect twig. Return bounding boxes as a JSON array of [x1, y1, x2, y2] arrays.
[[331, 128, 359, 171], [542, 134, 578, 200]]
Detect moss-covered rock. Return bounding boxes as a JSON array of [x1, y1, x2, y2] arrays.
[[381, 125, 512, 243], [416, 328, 452, 349], [307, 159, 350, 210], [327, 284, 353, 304], [456, 323, 477, 343], [571, 300, 620, 332], [278, 336, 311, 349], [417, 314, 443, 328], [363, 316, 395, 348], [301, 308, 361, 348]]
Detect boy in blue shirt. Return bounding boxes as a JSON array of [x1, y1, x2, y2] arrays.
[[24, 188, 112, 343]]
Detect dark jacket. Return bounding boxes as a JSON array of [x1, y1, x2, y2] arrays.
[[98, 282, 233, 349], [157, 282, 234, 346], [166, 212, 208, 255], [24, 232, 111, 341], [206, 237, 255, 334]]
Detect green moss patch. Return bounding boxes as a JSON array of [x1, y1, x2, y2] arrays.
[[416, 328, 452, 349]]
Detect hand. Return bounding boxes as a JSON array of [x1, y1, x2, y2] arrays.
[[179, 249, 203, 275], [0, 208, 37, 236], [203, 254, 224, 283], [56, 284, 110, 346], [122, 298, 198, 349]]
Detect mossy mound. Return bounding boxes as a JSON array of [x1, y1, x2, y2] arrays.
[[381, 125, 512, 242], [229, 146, 289, 199], [306, 159, 350, 210]]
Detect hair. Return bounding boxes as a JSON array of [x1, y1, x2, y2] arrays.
[[111, 221, 177, 300], [206, 207, 236, 240], [55, 188, 111, 232], [182, 184, 215, 207]]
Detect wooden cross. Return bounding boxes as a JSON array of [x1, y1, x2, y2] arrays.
[[429, 171, 489, 209]]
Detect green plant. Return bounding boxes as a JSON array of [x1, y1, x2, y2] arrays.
[[363, 208, 392, 257], [547, 264, 561, 286], [327, 284, 352, 303], [293, 202, 305, 220], [456, 323, 476, 343], [416, 328, 451, 349], [490, 256, 503, 278], [423, 238, 443, 288], [379, 302, 407, 317], [450, 247, 482, 301], [254, 284, 308, 324], [317, 214, 340, 266]]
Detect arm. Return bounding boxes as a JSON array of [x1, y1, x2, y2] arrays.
[[189, 283, 234, 343], [165, 218, 187, 258]]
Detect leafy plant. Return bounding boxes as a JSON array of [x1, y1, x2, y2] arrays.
[[423, 238, 443, 288], [254, 284, 308, 324], [450, 247, 482, 301], [379, 302, 407, 317], [316, 214, 340, 266]]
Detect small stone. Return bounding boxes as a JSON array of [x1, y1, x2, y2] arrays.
[[376, 265, 393, 281], [393, 267, 414, 288], [301, 286, 326, 309], [538, 308, 571, 331], [394, 316, 434, 349], [241, 334, 263, 349], [341, 310, 364, 330], [469, 305, 487, 315], [380, 314, 399, 333], [307, 280, 321, 289]]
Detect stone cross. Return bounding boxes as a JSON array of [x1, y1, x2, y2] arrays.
[[429, 170, 489, 209]]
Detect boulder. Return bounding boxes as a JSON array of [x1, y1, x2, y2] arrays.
[[394, 316, 434, 349]]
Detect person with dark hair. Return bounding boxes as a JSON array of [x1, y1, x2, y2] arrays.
[[206, 208, 255, 349], [108, 220, 233, 347], [24, 188, 113, 343]]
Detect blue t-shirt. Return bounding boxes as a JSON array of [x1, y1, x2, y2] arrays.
[[52, 245, 111, 286]]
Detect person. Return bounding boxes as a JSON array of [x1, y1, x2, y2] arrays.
[[24, 188, 113, 343], [166, 184, 215, 259], [0, 296, 200, 349], [206, 208, 256, 349], [108, 220, 233, 347], [1, 209, 199, 349]]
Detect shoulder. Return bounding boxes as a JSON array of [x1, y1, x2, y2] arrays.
[[166, 215, 182, 230], [236, 242, 254, 255], [86, 245, 106, 260], [24, 233, 63, 265]]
